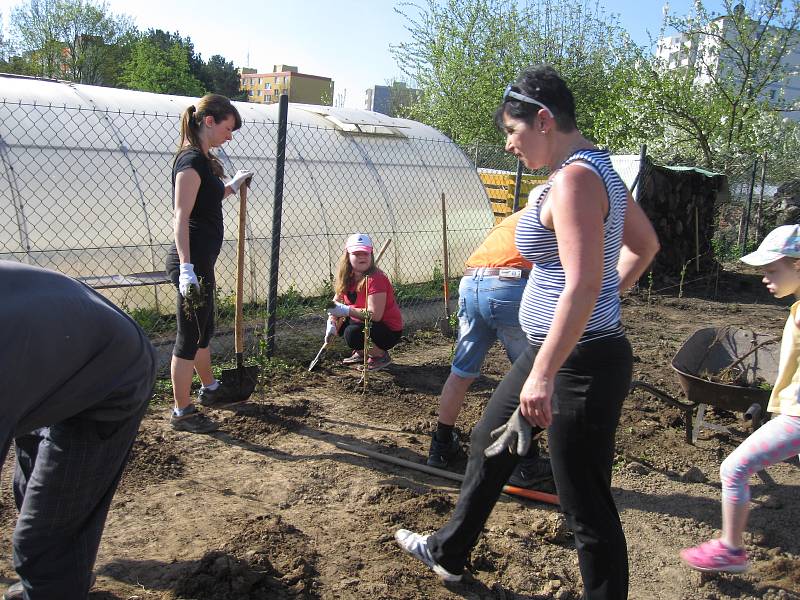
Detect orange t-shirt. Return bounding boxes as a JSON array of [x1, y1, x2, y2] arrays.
[[465, 209, 533, 269]]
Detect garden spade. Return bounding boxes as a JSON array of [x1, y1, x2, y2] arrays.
[[219, 160, 258, 401], [307, 339, 330, 372], [307, 238, 392, 372]]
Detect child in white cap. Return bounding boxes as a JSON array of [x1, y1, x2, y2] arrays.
[[326, 233, 403, 370], [681, 224, 800, 573]]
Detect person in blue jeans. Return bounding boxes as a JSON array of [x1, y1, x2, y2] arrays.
[[1, 261, 157, 600], [427, 193, 553, 489]]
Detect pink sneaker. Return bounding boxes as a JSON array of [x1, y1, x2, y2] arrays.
[[680, 539, 749, 573]]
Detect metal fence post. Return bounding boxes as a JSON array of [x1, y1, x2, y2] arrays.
[[266, 93, 288, 357], [630, 144, 647, 201], [512, 158, 524, 212], [740, 158, 759, 255]]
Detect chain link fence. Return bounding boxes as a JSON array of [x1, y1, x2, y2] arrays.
[[0, 97, 499, 370], [6, 88, 792, 370]]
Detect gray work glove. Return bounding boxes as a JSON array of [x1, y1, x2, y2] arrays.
[[484, 406, 532, 458]]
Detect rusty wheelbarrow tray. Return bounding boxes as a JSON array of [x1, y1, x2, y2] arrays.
[[630, 326, 779, 445]]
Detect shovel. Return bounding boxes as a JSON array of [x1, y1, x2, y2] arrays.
[[220, 177, 259, 400], [307, 339, 329, 372], [307, 238, 392, 372]]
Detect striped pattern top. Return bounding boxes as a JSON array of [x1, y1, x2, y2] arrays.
[[516, 149, 627, 345]]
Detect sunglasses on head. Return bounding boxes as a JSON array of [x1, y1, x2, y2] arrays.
[[502, 84, 553, 116]]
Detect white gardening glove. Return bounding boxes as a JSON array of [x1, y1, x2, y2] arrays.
[[326, 300, 350, 318], [178, 263, 200, 298], [484, 407, 533, 458], [325, 319, 338, 342], [228, 169, 253, 193]]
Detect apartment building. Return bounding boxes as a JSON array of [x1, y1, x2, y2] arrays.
[[240, 65, 334, 105]]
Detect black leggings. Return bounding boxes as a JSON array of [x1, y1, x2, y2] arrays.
[[341, 319, 402, 352], [427, 335, 633, 600], [166, 251, 216, 360]]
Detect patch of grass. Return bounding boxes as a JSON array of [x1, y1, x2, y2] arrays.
[[712, 234, 757, 263], [150, 377, 174, 406], [395, 277, 460, 304], [129, 307, 175, 336], [275, 285, 330, 319]]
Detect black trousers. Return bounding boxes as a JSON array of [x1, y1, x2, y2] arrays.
[[166, 250, 217, 360], [427, 335, 633, 600], [341, 319, 402, 352], [12, 400, 149, 599]]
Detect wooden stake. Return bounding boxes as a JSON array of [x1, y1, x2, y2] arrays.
[[695, 205, 700, 274], [362, 275, 371, 393], [441, 192, 450, 319]]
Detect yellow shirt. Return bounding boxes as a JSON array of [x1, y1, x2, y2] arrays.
[[768, 300, 800, 416]]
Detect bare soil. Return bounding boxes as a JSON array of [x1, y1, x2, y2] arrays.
[[2, 267, 800, 600]]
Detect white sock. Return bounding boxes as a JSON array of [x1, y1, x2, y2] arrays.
[[202, 379, 220, 391], [173, 404, 195, 417]]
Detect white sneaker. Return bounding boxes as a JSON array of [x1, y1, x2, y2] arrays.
[[394, 529, 462, 582]]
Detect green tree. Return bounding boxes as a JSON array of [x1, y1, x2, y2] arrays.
[[198, 54, 246, 100], [385, 78, 420, 118], [10, 0, 134, 84], [0, 11, 7, 61], [127, 30, 243, 99], [121, 33, 205, 96], [613, 0, 800, 171], [391, 0, 637, 144]]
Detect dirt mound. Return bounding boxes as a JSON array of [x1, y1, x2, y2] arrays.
[[754, 556, 800, 594], [170, 515, 319, 600], [119, 428, 185, 491], [9, 278, 800, 600], [360, 485, 456, 530], [220, 399, 313, 445]]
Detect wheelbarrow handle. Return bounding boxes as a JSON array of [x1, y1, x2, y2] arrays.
[[629, 380, 698, 411], [629, 380, 699, 445]]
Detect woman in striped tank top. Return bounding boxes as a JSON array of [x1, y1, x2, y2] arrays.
[[396, 66, 659, 599]]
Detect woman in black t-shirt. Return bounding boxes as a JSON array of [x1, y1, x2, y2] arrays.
[[166, 94, 252, 434]]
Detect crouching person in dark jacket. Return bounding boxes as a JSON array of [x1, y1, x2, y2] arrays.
[[0, 261, 157, 600]]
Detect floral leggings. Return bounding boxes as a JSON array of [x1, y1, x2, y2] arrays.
[[721, 414, 800, 504]]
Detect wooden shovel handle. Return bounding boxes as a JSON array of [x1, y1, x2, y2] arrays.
[[375, 238, 391, 264], [235, 184, 247, 354]]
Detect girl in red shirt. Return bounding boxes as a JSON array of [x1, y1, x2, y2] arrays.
[[327, 233, 403, 371]]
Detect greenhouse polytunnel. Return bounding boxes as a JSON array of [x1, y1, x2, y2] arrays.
[[0, 73, 493, 313]]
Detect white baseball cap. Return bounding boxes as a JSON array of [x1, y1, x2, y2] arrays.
[[740, 224, 800, 266], [345, 233, 373, 253]]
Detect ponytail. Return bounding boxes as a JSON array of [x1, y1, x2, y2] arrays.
[[175, 95, 242, 177]]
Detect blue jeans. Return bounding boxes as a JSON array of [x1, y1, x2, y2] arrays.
[[450, 271, 528, 378]]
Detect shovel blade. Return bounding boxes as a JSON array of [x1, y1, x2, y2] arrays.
[[220, 364, 259, 402]]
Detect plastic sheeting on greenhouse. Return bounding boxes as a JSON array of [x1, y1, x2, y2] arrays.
[[0, 74, 494, 309]]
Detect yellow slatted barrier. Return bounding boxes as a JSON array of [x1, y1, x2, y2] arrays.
[[479, 172, 547, 223]]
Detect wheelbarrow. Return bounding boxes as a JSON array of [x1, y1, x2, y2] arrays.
[[630, 327, 779, 445]]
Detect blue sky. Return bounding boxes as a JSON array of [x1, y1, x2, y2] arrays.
[[0, 0, 727, 107]]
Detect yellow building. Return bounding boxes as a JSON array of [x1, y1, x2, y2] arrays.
[[240, 65, 334, 105]]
